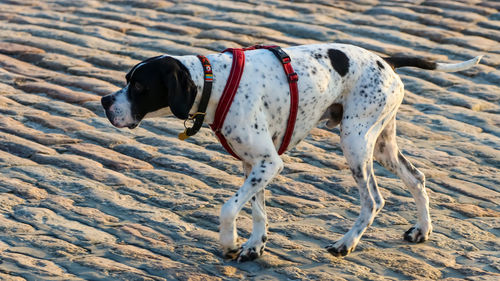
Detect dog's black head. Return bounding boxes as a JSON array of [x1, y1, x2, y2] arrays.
[[101, 56, 197, 129]]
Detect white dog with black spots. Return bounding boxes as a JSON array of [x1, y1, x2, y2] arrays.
[[101, 43, 481, 261]]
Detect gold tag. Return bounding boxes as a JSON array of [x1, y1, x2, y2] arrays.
[[178, 131, 189, 140]]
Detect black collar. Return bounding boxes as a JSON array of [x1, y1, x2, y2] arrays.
[[178, 55, 213, 140]]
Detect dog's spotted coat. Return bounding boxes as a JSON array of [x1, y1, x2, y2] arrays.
[[101, 43, 481, 261]]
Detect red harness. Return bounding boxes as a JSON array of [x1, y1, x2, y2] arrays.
[[210, 45, 299, 160]]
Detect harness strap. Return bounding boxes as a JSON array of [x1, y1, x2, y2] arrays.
[[211, 49, 246, 130], [178, 55, 213, 140], [256, 45, 299, 155], [211, 45, 299, 159], [210, 48, 246, 159]]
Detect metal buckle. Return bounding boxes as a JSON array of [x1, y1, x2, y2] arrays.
[[178, 112, 206, 140], [190, 112, 206, 119], [178, 118, 194, 140]]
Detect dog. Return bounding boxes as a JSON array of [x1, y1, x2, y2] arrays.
[[101, 43, 481, 261]]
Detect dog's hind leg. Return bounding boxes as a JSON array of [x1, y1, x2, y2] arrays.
[[326, 114, 385, 256], [374, 117, 432, 243], [369, 167, 385, 214], [326, 70, 404, 256]]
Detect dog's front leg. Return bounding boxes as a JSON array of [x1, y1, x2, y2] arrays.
[[219, 155, 283, 261], [238, 188, 268, 262], [241, 163, 268, 262]]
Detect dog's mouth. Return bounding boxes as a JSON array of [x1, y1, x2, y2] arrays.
[[127, 123, 139, 129], [103, 109, 140, 129], [111, 119, 139, 130], [110, 120, 139, 129]]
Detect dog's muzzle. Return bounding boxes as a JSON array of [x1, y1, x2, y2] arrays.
[[101, 94, 139, 129], [101, 94, 117, 126], [101, 95, 114, 110]]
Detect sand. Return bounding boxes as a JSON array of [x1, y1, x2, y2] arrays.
[[0, 0, 499, 280]]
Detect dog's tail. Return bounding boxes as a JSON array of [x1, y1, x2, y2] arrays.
[[384, 55, 482, 72]]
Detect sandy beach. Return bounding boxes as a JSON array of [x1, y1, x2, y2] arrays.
[[0, 0, 499, 280]]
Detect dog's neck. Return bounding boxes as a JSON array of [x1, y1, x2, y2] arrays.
[[174, 54, 233, 125]]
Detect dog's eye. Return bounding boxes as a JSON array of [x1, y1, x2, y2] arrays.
[[134, 82, 144, 92]]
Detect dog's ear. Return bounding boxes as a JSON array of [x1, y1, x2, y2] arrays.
[[162, 59, 197, 120]]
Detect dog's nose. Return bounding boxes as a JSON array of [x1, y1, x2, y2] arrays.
[[101, 95, 115, 109]]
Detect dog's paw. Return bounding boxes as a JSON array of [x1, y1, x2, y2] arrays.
[[325, 242, 354, 257], [234, 235, 267, 262], [404, 226, 431, 243], [236, 246, 263, 262], [223, 247, 242, 260]]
